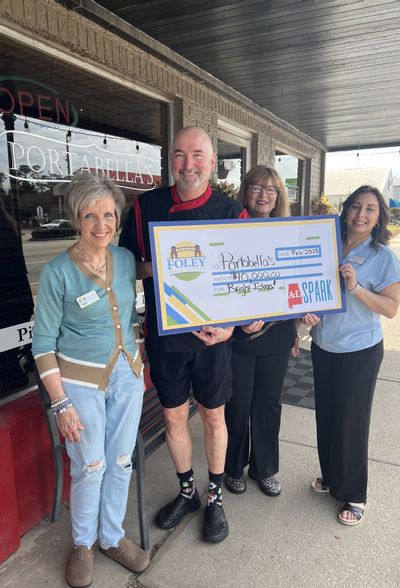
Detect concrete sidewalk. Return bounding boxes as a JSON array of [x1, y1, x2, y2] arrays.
[[1, 239, 399, 588]]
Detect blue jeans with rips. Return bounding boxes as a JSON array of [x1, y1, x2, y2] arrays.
[[64, 353, 144, 549]]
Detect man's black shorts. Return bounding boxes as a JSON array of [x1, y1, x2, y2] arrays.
[[145, 342, 233, 409]]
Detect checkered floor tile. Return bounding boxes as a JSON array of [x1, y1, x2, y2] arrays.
[[282, 349, 315, 409]]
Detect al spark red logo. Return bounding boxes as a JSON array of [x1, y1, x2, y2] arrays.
[[287, 283, 303, 308]]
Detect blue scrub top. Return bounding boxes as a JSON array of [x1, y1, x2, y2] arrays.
[[311, 236, 400, 353]]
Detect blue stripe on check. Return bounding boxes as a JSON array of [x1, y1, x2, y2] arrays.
[[166, 303, 189, 325], [164, 282, 174, 297], [164, 282, 188, 305]]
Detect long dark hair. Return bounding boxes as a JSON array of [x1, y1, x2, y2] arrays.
[[340, 185, 391, 246]]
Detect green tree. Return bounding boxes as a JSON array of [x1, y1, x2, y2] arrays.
[[210, 178, 239, 199], [311, 194, 337, 215]]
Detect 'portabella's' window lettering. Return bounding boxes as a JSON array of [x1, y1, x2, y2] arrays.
[[1, 121, 160, 190], [0, 78, 163, 401]]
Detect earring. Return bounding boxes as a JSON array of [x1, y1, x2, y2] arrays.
[[375, 223, 379, 228]]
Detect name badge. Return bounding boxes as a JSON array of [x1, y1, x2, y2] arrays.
[[76, 290, 101, 309], [348, 256, 366, 265]]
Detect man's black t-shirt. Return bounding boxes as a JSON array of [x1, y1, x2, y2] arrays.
[[119, 185, 246, 352]]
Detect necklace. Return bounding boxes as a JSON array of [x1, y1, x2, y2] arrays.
[[76, 244, 107, 274]]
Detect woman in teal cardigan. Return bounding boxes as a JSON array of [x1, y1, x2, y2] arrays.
[[33, 173, 149, 588]]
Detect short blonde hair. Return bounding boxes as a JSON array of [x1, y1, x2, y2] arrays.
[[65, 173, 125, 229], [238, 165, 290, 217]]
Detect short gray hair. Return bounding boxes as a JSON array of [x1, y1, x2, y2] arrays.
[[65, 173, 125, 229]]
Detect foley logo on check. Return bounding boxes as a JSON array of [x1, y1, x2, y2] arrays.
[[166, 240, 206, 281]]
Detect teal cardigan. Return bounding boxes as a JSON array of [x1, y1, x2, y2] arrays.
[[32, 244, 143, 389]]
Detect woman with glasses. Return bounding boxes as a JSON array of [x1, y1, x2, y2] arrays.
[[224, 165, 299, 497]]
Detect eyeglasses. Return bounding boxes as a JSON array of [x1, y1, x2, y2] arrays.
[[248, 184, 279, 196]]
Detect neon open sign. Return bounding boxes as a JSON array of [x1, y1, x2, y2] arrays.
[[0, 76, 78, 126]]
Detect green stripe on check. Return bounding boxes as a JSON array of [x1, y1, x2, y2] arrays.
[[170, 285, 211, 321]]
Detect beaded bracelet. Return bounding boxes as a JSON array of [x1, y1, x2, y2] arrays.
[[51, 401, 69, 411], [54, 404, 73, 416], [51, 399, 66, 409], [50, 398, 66, 406], [51, 397, 73, 415], [50, 394, 67, 406]]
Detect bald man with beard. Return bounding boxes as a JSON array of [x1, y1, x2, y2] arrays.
[[120, 127, 248, 543]]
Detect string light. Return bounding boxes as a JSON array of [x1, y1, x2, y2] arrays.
[[103, 134, 107, 146], [24, 117, 29, 129], [15, 117, 129, 142], [8, 115, 162, 153]]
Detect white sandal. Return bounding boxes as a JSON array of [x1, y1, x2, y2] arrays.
[[338, 502, 366, 526]]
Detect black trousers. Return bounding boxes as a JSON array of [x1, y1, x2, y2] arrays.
[[225, 348, 291, 479], [311, 340, 384, 503]]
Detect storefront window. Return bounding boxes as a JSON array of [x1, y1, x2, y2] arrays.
[[217, 123, 252, 189], [0, 56, 166, 402], [275, 153, 303, 216]]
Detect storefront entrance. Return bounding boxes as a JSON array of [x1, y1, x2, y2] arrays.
[[0, 36, 170, 562], [0, 37, 169, 401]]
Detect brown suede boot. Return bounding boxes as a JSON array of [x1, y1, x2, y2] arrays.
[[99, 536, 150, 573], [66, 545, 94, 588]]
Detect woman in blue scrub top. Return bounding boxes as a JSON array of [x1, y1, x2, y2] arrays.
[[306, 186, 400, 526]]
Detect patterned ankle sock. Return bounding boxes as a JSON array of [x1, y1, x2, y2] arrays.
[[177, 469, 196, 499], [207, 471, 223, 506]]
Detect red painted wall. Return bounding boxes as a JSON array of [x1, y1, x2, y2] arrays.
[[0, 390, 70, 563], [0, 425, 19, 562]]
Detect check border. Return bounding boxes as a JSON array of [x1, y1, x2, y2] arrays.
[[149, 215, 345, 335]]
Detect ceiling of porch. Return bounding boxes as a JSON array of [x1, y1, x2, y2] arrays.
[[81, 0, 400, 151]]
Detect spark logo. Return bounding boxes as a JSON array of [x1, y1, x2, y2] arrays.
[[166, 240, 206, 281]]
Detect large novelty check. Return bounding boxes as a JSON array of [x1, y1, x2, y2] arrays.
[[149, 215, 345, 335]]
